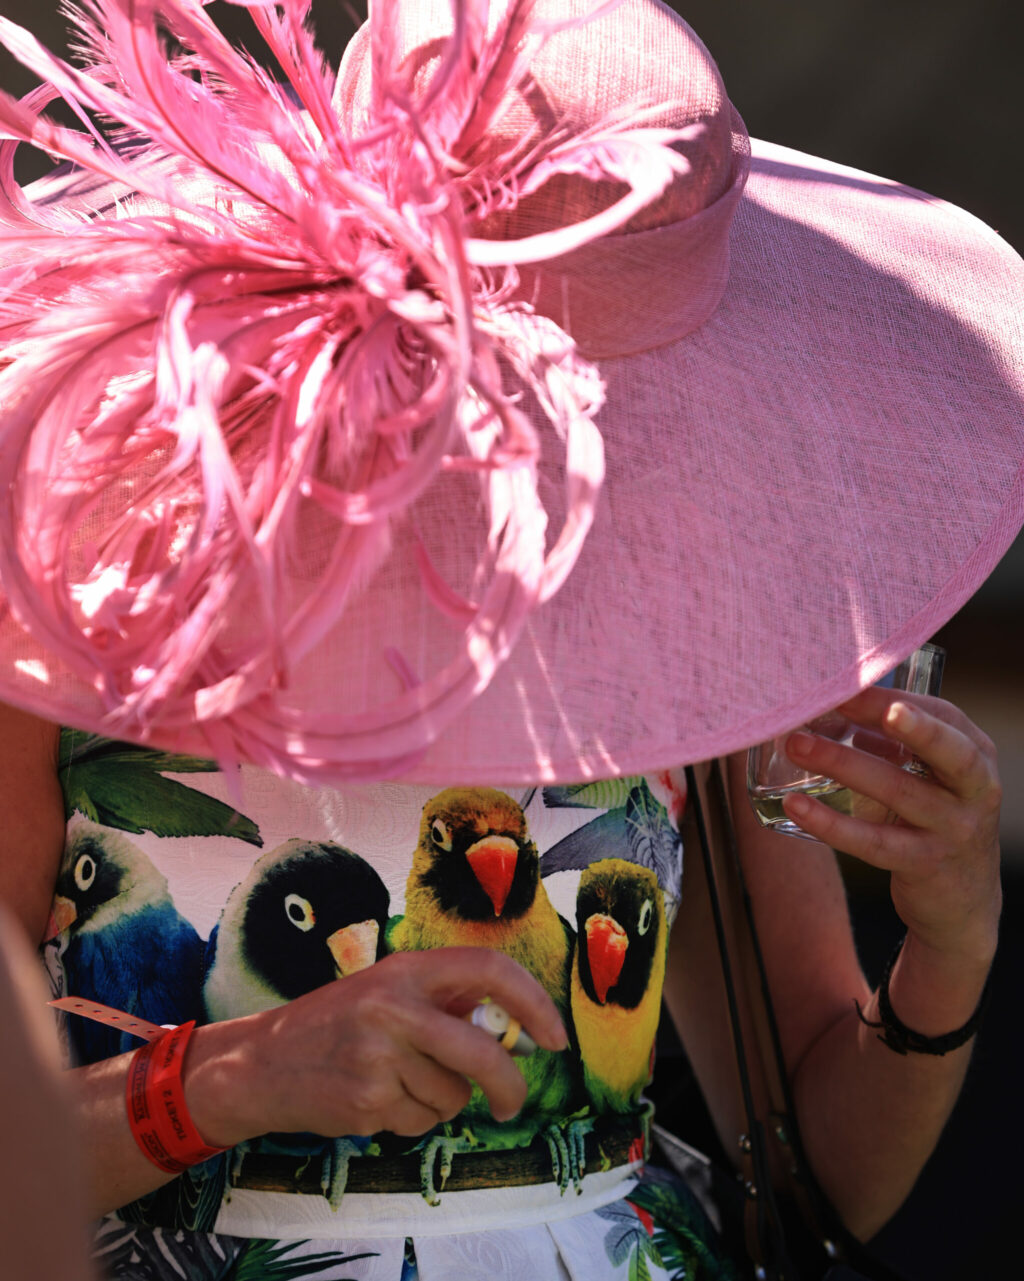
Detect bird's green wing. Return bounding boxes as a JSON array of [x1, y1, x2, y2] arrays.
[[383, 913, 406, 952]]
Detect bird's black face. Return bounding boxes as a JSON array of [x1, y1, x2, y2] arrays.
[[240, 843, 390, 1002], [576, 868, 660, 1010], [56, 835, 123, 929], [418, 793, 539, 922]]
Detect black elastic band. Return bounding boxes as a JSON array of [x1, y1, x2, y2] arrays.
[[856, 938, 991, 1056]]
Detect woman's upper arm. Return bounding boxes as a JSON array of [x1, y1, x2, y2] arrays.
[[722, 752, 869, 1071], [0, 702, 65, 944], [662, 753, 869, 1150]]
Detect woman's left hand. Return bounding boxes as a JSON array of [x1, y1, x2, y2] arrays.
[[781, 687, 1002, 965]]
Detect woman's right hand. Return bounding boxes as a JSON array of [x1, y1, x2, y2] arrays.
[[186, 947, 568, 1146]]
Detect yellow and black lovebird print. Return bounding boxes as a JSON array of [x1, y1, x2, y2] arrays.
[[571, 858, 667, 1114], [387, 787, 581, 1199], [539, 776, 680, 1114]]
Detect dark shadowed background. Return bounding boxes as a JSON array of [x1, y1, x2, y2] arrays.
[[2, 3, 1021, 1276]]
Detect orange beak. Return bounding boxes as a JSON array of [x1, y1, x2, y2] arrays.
[[51, 895, 78, 937], [585, 913, 628, 1004], [466, 835, 519, 916], [327, 920, 380, 977]]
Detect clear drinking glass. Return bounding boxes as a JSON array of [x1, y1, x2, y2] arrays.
[[746, 643, 946, 840]]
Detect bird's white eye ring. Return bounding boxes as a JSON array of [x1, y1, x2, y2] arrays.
[[430, 819, 452, 851], [285, 893, 315, 932], [74, 854, 96, 893], [637, 898, 653, 936]]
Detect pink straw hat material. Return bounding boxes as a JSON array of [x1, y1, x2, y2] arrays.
[[0, 0, 1020, 784]]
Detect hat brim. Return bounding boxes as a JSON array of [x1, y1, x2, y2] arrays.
[[383, 136, 1024, 781], [2, 132, 1020, 783]]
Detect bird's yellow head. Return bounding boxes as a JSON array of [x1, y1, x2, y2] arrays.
[[414, 787, 541, 922]]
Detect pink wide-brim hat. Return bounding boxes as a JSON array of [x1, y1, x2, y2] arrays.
[[0, 0, 1021, 783]]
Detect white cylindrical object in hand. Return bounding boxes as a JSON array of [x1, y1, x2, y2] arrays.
[[468, 1002, 537, 1057]]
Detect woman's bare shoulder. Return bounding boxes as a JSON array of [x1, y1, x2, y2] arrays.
[[0, 702, 66, 943]]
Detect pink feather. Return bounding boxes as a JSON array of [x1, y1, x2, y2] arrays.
[[0, 0, 689, 780]]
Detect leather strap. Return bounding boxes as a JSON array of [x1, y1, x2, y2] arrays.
[[686, 761, 794, 1276]]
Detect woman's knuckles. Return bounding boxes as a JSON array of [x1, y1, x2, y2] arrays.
[[975, 775, 1002, 820], [346, 1075, 407, 1123], [853, 817, 895, 866], [244, 945, 560, 1138], [883, 765, 923, 815]]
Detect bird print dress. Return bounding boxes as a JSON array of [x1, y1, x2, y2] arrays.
[[44, 731, 740, 1281]]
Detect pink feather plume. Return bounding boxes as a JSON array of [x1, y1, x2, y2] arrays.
[[0, 0, 691, 780]]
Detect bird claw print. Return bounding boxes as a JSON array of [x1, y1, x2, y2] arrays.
[[417, 1128, 479, 1206], [323, 1138, 373, 1211], [542, 1114, 592, 1195]]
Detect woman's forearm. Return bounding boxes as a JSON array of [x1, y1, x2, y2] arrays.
[[791, 929, 994, 1239], [65, 1016, 256, 1217], [65, 947, 567, 1217], [720, 723, 1001, 1241]]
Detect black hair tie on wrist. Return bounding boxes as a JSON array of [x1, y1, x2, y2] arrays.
[[854, 938, 991, 1056]]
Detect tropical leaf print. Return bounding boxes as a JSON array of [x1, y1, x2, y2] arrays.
[[541, 807, 633, 874], [93, 1221, 379, 1280], [543, 778, 643, 811], [60, 730, 262, 845], [596, 1199, 660, 1281], [627, 1170, 742, 1281], [93, 1220, 236, 1279], [625, 784, 682, 893], [541, 779, 681, 896], [118, 1152, 228, 1236], [230, 1238, 380, 1280]]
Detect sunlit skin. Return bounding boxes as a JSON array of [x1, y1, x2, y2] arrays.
[[666, 686, 999, 1239]]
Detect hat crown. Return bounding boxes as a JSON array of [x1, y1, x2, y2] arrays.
[[496, 0, 736, 231], [335, 0, 749, 356]]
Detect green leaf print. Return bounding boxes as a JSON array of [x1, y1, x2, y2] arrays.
[[543, 777, 644, 810], [92, 1223, 376, 1280], [597, 1201, 660, 1281], [630, 1248, 653, 1281], [229, 1238, 379, 1280], [59, 729, 262, 846], [60, 730, 222, 773], [627, 1176, 741, 1281]]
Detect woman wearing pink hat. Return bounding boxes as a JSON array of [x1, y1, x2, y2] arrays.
[[0, 2, 1018, 1278]]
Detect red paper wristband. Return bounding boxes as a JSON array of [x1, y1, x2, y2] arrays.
[[125, 1021, 227, 1174]]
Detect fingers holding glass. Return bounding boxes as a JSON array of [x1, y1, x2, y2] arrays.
[[747, 644, 945, 839]]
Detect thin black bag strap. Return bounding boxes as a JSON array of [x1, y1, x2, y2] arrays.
[[685, 762, 795, 1278], [690, 759, 910, 1281], [706, 761, 833, 1240]]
